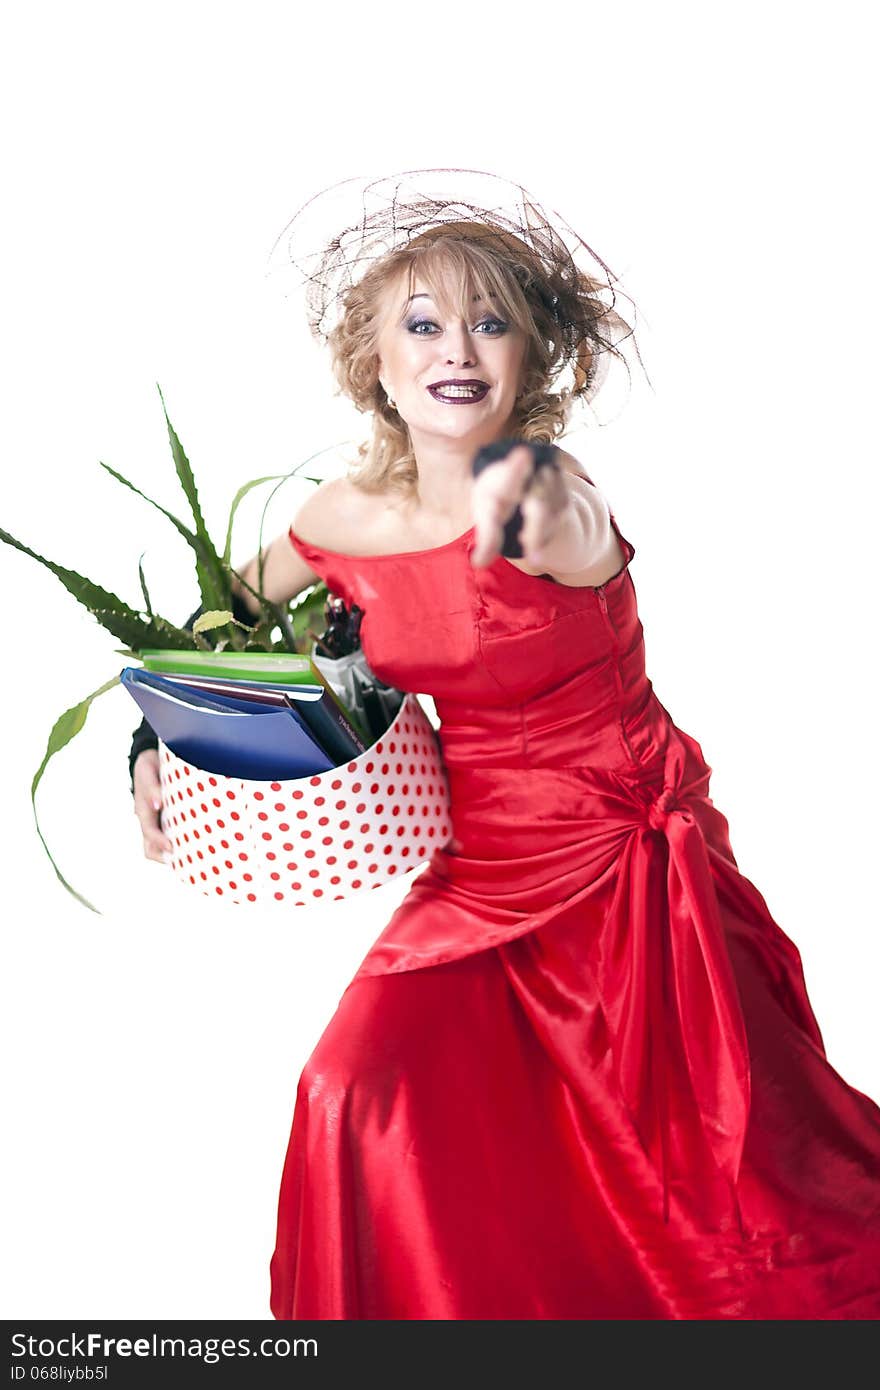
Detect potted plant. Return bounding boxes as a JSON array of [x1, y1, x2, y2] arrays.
[[0, 386, 337, 912]]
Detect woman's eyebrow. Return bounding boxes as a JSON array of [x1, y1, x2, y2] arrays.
[[405, 292, 488, 303]]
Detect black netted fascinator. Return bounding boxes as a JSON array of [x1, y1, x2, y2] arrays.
[[265, 166, 649, 418]]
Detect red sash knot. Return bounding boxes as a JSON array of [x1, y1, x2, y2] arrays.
[[594, 726, 752, 1226]]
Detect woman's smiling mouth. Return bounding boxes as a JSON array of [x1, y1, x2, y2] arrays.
[[427, 381, 490, 403]]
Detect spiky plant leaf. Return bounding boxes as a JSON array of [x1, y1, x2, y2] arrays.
[[98, 460, 227, 614], [156, 385, 227, 609], [100, 459, 197, 543], [0, 526, 197, 649], [87, 606, 200, 650]]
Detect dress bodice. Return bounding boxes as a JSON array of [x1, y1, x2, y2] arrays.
[[287, 512, 664, 776]]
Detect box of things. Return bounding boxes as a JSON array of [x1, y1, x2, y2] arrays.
[[157, 690, 454, 906]]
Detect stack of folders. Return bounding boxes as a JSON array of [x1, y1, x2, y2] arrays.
[[120, 649, 372, 781]]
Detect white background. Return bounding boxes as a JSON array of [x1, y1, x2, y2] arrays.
[[1, 1, 877, 1320]]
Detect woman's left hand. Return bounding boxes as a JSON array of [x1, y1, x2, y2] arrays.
[[470, 444, 573, 568]]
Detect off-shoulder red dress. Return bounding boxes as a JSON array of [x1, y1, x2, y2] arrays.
[[269, 509, 880, 1320]]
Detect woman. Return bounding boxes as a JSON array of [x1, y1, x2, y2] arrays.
[[131, 185, 880, 1319]]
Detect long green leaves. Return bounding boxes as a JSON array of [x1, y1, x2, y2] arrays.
[[31, 675, 122, 914]]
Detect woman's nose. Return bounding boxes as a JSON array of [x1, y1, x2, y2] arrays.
[[443, 324, 477, 365]]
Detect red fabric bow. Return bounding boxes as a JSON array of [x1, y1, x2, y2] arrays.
[[594, 728, 751, 1223]]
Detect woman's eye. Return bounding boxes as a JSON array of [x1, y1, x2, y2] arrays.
[[405, 317, 508, 336]]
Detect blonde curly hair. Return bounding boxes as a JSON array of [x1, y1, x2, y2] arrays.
[[325, 223, 635, 502]]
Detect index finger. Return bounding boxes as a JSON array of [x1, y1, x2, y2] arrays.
[[472, 443, 534, 492], [470, 447, 535, 565]]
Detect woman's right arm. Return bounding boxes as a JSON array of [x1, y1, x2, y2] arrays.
[[231, 515, 320, 612], [131, 517, 321, 864]]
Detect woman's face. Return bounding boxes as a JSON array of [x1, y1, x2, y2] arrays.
[[374, 269, 529, 453]]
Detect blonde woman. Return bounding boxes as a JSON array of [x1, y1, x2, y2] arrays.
[[131, 174, 880, 1319]]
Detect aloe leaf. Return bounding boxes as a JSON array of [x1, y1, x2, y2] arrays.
[[156, 385, 227, 609], [99, 459, 197, 545], [31, 674, 121, 914], [98, 460, 224, 613], [150, 615, 203, 648], [0, 525, 196, 650], [0, 524, 134, 614], [156, 383, 209, 538], [87, 606, 197, 650]]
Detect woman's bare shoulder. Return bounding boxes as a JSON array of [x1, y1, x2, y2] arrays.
[[554, 447, 597, 487], [291, 476, 377, 550]]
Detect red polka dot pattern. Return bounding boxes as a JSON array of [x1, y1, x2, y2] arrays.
[[158, 693, 453, 906]]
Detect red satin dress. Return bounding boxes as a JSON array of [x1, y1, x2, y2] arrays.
[[270, 509, 880, 1320]]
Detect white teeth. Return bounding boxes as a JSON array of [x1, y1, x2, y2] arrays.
[[432, 385, 484, 398]]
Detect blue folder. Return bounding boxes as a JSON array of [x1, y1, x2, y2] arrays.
[[120, 667, 335, 780]]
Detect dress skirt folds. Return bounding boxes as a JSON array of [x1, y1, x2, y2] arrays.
[[269, 512, 880, 1320]]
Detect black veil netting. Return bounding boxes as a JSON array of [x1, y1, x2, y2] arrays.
[[265, 166, 651, 423]]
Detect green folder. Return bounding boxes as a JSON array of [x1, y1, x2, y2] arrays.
[[140, 649, 324, 687]]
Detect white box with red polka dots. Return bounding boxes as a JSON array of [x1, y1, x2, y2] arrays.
[[158, 692, 454, 906]]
